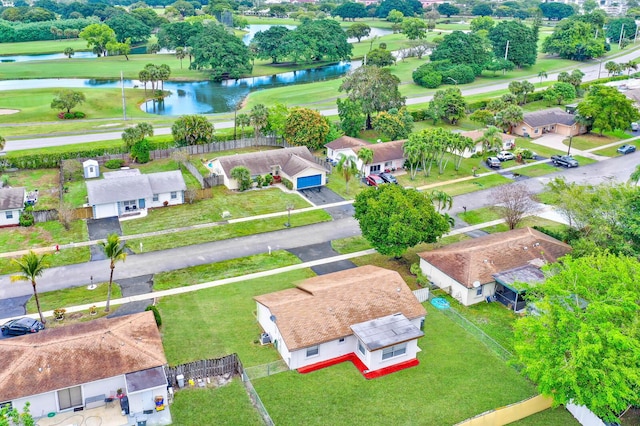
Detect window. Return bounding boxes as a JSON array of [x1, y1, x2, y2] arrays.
[[123, 200, 137, 211], [357, 341, 365, 355], [534, 129, 539, 134], [381, 343, 407, 360], [338, 337, 345, 344], [306, 345, 319, 358], [5, 211, 13, 219], [170, 192, 177, 199], [476, 286, 483, 297], [57, 386, 82, 410], [384, 161, 392, 168], [370, 165, 381, 172], [153, 194, 159, 202]]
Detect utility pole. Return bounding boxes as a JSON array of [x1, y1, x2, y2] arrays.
[[120, 70, 126, 121], [504, 40, 510, 60], [619, 24, 625, 49]]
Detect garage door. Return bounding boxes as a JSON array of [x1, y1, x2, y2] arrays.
[[297, 174, 322, 189]]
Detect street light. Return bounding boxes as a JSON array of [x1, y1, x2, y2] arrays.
[[567, 135, 573, 156], [285, 202, 294, 228], [447, 77, 458, 85]]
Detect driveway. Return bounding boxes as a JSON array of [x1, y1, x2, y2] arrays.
[[86, 217, 123, 261], [106, 274, 154, 318], [529, 134, 608, 161], [0, 295, 31, 322], [298, 186, 355, 220], [287, 242, 357, 275]]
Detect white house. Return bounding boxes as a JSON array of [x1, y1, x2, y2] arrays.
[[254, 266, 426, 378], [418, 228, 572, 307], [459, 130, 516, 157], [0, 312, 171, 424], [86, 170, 186, 219], [83, 159, 100, 179], [209, 146, 327, 190], [325, 138, 407, 175], [0, 187, 25, 227], [325, 136, 370, 161]]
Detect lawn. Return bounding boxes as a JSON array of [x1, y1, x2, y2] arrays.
[[252, 303, 538, 426], [515, 163, 559, 177], [433, 174, 512, 197], [0, 246, 90, 274], [0, 219, 87, 252], [563, 133, 624, 151], [170, 381, 263, 426], [120, 186, 312, 235], [459, 206, 501, 225], [330, 235, 372, 254], [2, 168, 60, 210], [0, 39, 90, 55], [511, 407, 579, 425], [25, 281, 122, 314]]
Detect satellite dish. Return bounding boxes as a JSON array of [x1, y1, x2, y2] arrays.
[[473, 281, 481, 288]]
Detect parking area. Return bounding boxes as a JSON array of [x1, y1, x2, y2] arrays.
[[87, 217, 123, 261]]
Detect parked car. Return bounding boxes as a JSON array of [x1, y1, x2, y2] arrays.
[[364, 174, 385, 187], [617, 144, 636, 154], [496, 151, 515, 161], [485, 157, 501, 168], [1, 317, 45, 336], [550, 155, 579, 168], [377, 172, 398, 184], [631, 122, 638, 131], [326, 157, 338, 166]]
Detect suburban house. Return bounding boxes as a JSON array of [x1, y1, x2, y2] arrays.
[[459, 130, 516, 157], [325, 138, 406, 175], [254, 265, 426, 379], [325, 136, 369, 161], [86, 169, 186, 219], [0, 187, 25, 227], [418, 228, 572, 308], [209, 146, 327, 190], [513, 108, 587, 139], [0, 312, 171, 424]]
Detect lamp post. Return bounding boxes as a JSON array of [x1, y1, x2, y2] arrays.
[[447, 77, 458, 86], [285, 202, 294, 228], [567, 135, 573, 156]]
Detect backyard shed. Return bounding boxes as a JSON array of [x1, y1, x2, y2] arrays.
[[83, 160, 100, 179]]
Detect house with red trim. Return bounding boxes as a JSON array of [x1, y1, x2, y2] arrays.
[[254, 266, 426, 379]]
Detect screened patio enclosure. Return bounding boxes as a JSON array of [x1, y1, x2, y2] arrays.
[[492, 265, 546, 313]]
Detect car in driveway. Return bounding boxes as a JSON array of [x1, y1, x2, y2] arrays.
[[497, 151, 515, 161], [617, 144, 636, 154], [377, 172, 398, 184], [1, 317, 45, 336], [486, 157, 501, 168], [364, 174, 385, 187]]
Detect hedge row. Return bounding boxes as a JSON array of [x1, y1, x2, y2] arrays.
[[0, 18, 97, 43]]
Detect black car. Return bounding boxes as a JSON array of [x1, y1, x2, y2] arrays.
[[377, 172, 398, 184], [1, 317, 45, 336], [617, 144, 636, 155]]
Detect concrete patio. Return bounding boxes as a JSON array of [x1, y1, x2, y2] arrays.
[[34, 403, 171, 426]]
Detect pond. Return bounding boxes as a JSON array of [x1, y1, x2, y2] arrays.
[[0, 59, 358, 115]]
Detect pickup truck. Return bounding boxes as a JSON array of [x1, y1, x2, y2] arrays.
[[551, 155, 579, 168]]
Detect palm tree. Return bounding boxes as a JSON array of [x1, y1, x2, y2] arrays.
[[625, 60, 638, 78], [99, 234, 130, 313], [0, 135, 5, 152], [476, 126, 504, 153], [428, 189, 453, 212], [537, 70, 548, 86], [236, 113, 250, 139], [356, 147, 374, 176], [630, 164, 640, 185], [175, 47, 186, 69], [335, 153, 359, 194], [11, 251, 49, 324], [158, 64, 171, 91], [249, 104, 269, 144], [63, 47, 74, 59], [138, 69, 150, 96]]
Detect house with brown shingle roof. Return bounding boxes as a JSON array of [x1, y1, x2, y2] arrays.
[[418, 228, 571, 308], [0, 187, 25, 227], [209, 146, 327, 190], [254, 266, 426, 377], [0, 312, 171, 423], [512, 108, 587, 139], [325, 136, 369, 161], [325, 138, 407, 175]]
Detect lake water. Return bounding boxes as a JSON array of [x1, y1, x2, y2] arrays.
[[0, 51, 97, 62]]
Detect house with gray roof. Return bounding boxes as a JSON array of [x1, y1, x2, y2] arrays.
[[0, 187, 25, 227], [513, 107, 587, 139], [86, 170, 186, 219], [208, 147, 327, 190], [325, 139, 407, 175]]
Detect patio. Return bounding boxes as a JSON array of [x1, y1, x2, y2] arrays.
[[34, 403, 171, 426]]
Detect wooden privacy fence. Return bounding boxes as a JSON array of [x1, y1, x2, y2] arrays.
[[33, 206, 93, 223], [165, 354, 242, 388], [455, 395, 553, 426], [73, 206, 93, 220]]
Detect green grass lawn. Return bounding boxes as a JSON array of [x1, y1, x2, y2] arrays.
[[3, 168, 60, 210], [510, 407, 579, 425], [0, 246, 90, 275], [253, 303, 537, 426], [433, 174, 512, 197], [563, 133, 624, 151], [25, 281, 122, 314], [0, 39, 90, 55], [63, 180, 88, 208], [120, 187, 312, 235], [515, 163, 559, 177], [0, 219, 87, 252], [331, 235, 372, 254], [170, 381, 263, 426], [459, 206, 501, 225]]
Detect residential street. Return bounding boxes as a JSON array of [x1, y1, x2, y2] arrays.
[[1, 152, 637, 300]]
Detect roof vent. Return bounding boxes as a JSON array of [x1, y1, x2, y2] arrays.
[[523, 246, 528, 250], [534, 242, 540, 247], [483, 259, 488, 263]]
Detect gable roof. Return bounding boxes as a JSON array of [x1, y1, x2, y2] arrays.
[[460, 130, 515, 142], [418, 227, 572, 289], [0, 312, 166, 402], [87, 171, 186, 205], [254, 265, 426, 351], [354, 140, 406, 163], [0, 187, 25, 210], [281, 154, 325, 177], [522, 108, 576, 128], [216, 146, 320, 177], [325, 136, 370, 150]]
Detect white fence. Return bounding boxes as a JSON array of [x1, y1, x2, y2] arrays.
[[567, 402, 607, 426], [413, 288, 430, 303]]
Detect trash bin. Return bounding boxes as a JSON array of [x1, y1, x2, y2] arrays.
[[176, 374, 185, 388], [136, 415, 147, 426], [119, 395, 129, 415]]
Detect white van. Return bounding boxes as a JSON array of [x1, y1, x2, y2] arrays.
[[632, 122, 639, 131]]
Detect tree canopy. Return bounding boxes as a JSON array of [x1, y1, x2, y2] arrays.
[[437, 3, 459, 17], [190, 23, 252, 80], [428, 87, 467, 125], [50, 89, 85, 114], [430, 31, 492, 76], [171, 114, 214, 146], [488, 20, 537, 68], [577, 85, 640, 135], [514, 253, 640, 422], [542, 17, 606, 61], [284, 108, 329, 151], [354, 184, 450, 257], [79, 23, 116, 56], [251, 25, 291, 64], [333, 2, 367, 21], [539, 2, 575, 20]]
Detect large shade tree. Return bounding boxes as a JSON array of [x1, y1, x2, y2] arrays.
[[514, 253, 640, 423], [354, 184, 451, 257], [577, 85, 640, 135], [11, 251, 49, 324], [488, 20, 537, 68], [79, 23, 116, 56], [189, 23, 252, 80], [284, 108, 330, 151]]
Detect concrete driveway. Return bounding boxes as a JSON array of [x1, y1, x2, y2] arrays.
[[529, 134, 608, 161], [287, 242, 357, 275], [299, 186, 355, 220], [86, 217, 122, 261]]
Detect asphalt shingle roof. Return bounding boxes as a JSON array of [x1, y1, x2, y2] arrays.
[[522, 108, 576, 127], [0, 187, 25, 210]]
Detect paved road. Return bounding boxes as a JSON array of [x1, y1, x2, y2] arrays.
[[1, 153, 637, 299], [5, 47, 640, 152]]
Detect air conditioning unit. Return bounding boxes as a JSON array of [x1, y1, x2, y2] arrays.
[[260, 333, 271, 345]]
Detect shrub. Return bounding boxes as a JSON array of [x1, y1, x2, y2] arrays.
[[104, 159, 125, 169], [255, 175, 264, 187], [63, 112, 75, 119], [420, 71, 443, 88], [145, 305, 162, 327], [73, 111, 86, 119], [442, 64, 476, 85], [53, 308, 66, 320], [281, 177, 293, 190], [264, 174, 273, 185], [19, 210, 34, 227]]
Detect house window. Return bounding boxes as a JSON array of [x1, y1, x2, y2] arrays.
[[153, 194, 159, 202], [170, 191, 177, 199], [338, 337, 346, 344], [357, 341, 365, 355], [534, 129, 539, 134], [384, 161, 392, 168], [381, 343, 407, 360], [122, 200, 137, 211], [370, 165, 381, 172], [57, 386, 82, 410], [306, 345, 319, 358], [5, 211, 13, 219], [476, 286, 483, 297]]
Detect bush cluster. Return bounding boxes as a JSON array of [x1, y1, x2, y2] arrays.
[[104, 159, 125, 169], [19, 205, 34, 227], [281, 177, 293, 190], [145, 305, 162, 327], [57, 111, 85, 120], [0, 18, 96, 43], [413, 60, 476, 88]]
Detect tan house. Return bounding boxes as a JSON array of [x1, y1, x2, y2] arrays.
[[418, 228, 571, 308], [0, 312, 171, 424], [255, 266, 426, 378], [459, 130, 516, 157], [513, 108, 587, 139], [208, 146, 327, 190]]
